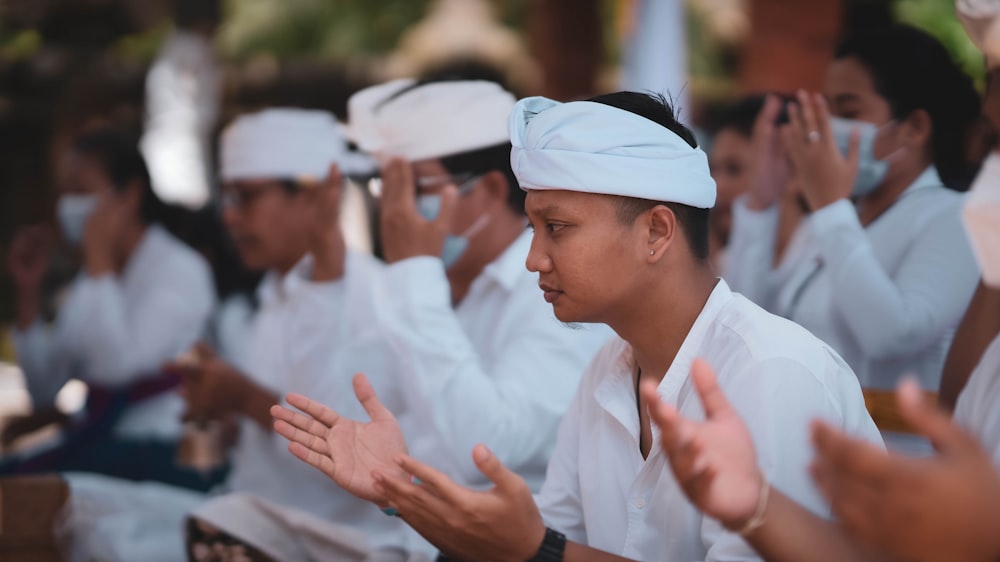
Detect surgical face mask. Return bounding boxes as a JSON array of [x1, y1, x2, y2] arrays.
[[416, 195, 491, 269], [57, 194, 100, 245], [830, 117, 901, 198], [963, 152, 1000, 288]]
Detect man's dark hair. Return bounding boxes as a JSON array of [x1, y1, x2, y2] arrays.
[[704, 95, 767, 138], [71, 128, 169, 225], [439, 143, 523, 215], [835, 24, 981, 191], [587, 91, 710, 261]]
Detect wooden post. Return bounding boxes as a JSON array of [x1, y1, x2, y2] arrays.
[[528, 0, 603, 101]]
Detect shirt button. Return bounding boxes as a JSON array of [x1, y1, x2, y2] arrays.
[[634, 498, 645, 509]]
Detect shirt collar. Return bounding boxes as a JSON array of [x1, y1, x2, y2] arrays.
[[479, 228, 532, 292], [121, 224, 163, 283], [904, 165, 943, 194], [256, 253, 311, 306]]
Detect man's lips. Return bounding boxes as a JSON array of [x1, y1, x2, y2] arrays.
[[539, 282, 563, 303]]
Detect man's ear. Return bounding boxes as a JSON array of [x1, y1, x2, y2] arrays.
[[646, 205, 678, 261], [480, 170, 512, 209]]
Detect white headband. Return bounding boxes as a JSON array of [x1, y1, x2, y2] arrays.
[[508, 96, 716, 208], [348, 80, 516, 161], [220, 108, 374, 182]]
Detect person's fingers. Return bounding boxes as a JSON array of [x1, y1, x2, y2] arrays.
[[352, 373, 397, 423], [285, 393, 341, 428], [781, 122, 803, 164], [271, 406, 332, 450], [380, 159, 414, 212], [814, 93, 834, 142], [812, 420, 891, 482], [845, 127, 861, 172], [272, 418, 331, 455], [432, 184, 459, 230], [753, 94, 780, 141], [288, 441, 337, 480], [787, 100, 805, 139], [690, 359, 733, 419], [470, 444, 527, 494], [896, 378, 977, 455], [797, 90, 820, 142], [641, 379, 689, 451], [394, 454, 465, 505], [374, 468, 453, 520]]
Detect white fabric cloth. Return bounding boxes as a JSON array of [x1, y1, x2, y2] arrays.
[[537, 280, 882, 561], [955, 333, 1000, 468], [774, 168, 979, 392], [963, 153, 1000, 287], [12, 225, 215, 439], [140, 30, 220, 209], [221, 108, 374, 182], [508, 96, 716, 208], [348, 80, 516, 161], [725, 196, 816, 312], [373, 230, 613, 490], [64, 251, 435, 560]]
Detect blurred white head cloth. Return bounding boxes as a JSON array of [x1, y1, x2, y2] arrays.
[[508, 95, 716, 208], [957, 0, 1000, 67], [964, 152, 1000, 287], [220, 108, 374, 182], [347, 79, 516, 161]]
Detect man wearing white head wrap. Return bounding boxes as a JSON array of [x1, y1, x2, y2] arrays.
[[271, 92, 880, 562], [281, 78, 611, 493], [60, 108, 433, 562]]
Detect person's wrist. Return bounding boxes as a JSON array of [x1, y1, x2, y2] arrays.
[[84, 246, 115, 276], [522, 527, 566, 562], [721, 472, 769, 535]]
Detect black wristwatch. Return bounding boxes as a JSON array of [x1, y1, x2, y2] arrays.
[[528, 527, 566, 562]]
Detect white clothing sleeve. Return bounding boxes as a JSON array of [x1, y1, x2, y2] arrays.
[[725, 198, 781, 310], [810, 199, 980, 360], [375, 257, 598, 485], [12, 320, 70, 407]]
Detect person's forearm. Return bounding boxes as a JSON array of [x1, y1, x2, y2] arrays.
[[563, 542, 637, 562], [15, 286, 41, 330], [745, 490, 882, 562], [940, 281, 1000, 411]]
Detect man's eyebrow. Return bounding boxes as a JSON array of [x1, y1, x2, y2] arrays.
[[526, 204, 561, 218]]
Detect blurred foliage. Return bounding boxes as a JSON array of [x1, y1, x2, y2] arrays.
[[894, 0, 986, 89]]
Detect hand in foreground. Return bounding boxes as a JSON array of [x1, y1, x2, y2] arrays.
[[373, 445, 546, 562], [812, 380, 1000, 562], [782, 90, 859, 211], [640, 358, 765, 531], [379, 158, 457, 264], [271, 374, 409, 504]]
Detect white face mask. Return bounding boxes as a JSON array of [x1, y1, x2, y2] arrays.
[[57, 194, 99, 245], [830, 117, 905, 198], [964, 152, 1000, 288]]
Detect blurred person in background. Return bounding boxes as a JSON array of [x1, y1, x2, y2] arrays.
[[1, 128, 217, 488], [140, 0, 222, 210], [347, 77, 612, 492], [735, 24, 982, 452], [63, 108, 434, 562]]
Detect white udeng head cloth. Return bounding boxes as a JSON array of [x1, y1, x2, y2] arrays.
[[508, 96, 716, 208], [220, 108, 373, 182], [347, 80, 516, 161]]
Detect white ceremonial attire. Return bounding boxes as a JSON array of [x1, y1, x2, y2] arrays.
[[725, 197, 816, 313], [955, 333, 1000, 468], [13, 225, 215, 439], [374, 230, 613, 490], [65, 251, 434, 562], [537, 280, 882, 561]]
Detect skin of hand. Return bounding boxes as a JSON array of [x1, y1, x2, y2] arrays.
[[812, 380, 1000, 562], [379, 158, 458, 264], [1, 408, 70, 448], [270, 373, 410, 505], [176, 343, 259, 423], [7, 225, 55, 329], [371, 445, 546, 562], [82, 193, 131, 276], [746, 95, 792, 211], [639, 358, 765, 531], [782, 90, 860, 212], [308, 164, 347, 282]]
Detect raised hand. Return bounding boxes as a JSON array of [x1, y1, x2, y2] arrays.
[[271, 374, 409, 504], [640, 359, 765, 531], [812, 380, 1000, 562], [781, 90, 859, 211], [746, 94, 791, 210], [379, 158, 457, 264], [308, 164, 347, 281], [7, 225, 54, 293], [372, 444, 546, 562]]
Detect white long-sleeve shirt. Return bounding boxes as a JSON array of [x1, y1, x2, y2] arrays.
[[13, 225, 215, 440], [537, 280, 883, 561], [373, 230, 613, 490], [225, 251, 428, 553], [773, 168, 980, 393]]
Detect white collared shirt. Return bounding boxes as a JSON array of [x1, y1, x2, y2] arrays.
[[13, 224, 215, 439], [537, 280, 882, 562], [374, 229, 613, 490], [955, 333, 1000, 468], [225, 251, 427, 553]]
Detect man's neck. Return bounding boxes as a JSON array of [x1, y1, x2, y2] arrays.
[[117, 222, 149, 273], [447, 213, 525, 306], [613, 264, 719, 383]]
